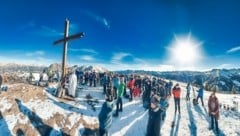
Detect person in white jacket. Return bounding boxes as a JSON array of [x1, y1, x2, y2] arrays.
[[68, 71, 77, 97]]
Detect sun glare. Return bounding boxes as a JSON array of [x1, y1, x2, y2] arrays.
[[168, 34, 203, 68]]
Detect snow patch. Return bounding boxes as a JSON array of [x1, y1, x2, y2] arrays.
[[24, 99, 67, 120], [0, 97, 12, 112], [67, 113, 81, 129], [4, 114, 34, 135]]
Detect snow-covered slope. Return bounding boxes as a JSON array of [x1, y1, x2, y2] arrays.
[[109, 82, 240, 136], [0, 82, 240, 136]]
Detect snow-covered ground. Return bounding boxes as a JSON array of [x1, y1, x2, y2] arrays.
[[110, 82, 240, 136], [0, 81, 240, 136]]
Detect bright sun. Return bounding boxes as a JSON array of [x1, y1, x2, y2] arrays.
[[169, 34, 203, 68]]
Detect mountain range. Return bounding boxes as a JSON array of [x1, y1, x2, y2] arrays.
[[1, 63, 239, 93]]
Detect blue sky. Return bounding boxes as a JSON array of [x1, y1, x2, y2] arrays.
[[0, 0, 240, 71]]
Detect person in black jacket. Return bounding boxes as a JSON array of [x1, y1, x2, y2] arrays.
[[143, 79, 151, 109], [98, 94, 114, 136], [146, 95, 161, 136], [0, 74, 2, 88]]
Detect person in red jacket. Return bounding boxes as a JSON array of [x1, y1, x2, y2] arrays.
[[208, 90, 219, 134], [172, 83, 181, 114], [133, 84, 141, 102], [127, 77, 135, 101]]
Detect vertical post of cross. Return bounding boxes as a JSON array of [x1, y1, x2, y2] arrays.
[[53, 19, 85, 98], [62, 19, 69, 80]]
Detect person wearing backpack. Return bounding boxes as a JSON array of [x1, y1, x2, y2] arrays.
[[98, 94, 114, 136]]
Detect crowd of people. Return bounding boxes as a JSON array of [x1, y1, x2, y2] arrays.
[[32, 68, 221, 136], [97, 73, 220, 136], [0, 69, 224, 136]]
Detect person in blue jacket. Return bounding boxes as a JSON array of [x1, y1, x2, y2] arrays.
[[197, 85, 204, 106], [98, 94, 114, 136], [159, 96, 169, 122]]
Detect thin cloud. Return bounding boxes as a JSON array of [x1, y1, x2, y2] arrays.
[[21, 21, 64, 37], [39, 25, 64, 37], [111, 52, 132, 64], [111, 52, 146, 65], [69, 48, 98, 54], [79, 55, 95, 61], [226, 46, 240, 53], [85, 10, 110, 29], [26, 51, 45, 57], [19, 21, 36, 30]]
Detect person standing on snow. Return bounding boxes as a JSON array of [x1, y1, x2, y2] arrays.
[[98, 94, 114, 136], [208, 90, 219, 134], [146, 95, 161, 136], [68, 70, 77, 97], [102, 73, 108, 94], [197, 85, 204, 106], [186, 83, 191, 101], [172, 83, 181, 114], [114, 76, 125, 117], [112, 74, 120, 100], [143, 79, 152, 109], [0, 74, 3, 89], [127, 77, 135, 101]]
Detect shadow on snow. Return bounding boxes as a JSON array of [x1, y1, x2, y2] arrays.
[[0, 111, 11, 135], [15, 98, 69, 136], [186, 102, 197, 136]]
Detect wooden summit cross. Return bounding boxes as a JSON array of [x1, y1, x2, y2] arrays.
[[54, 19, 84, 97]]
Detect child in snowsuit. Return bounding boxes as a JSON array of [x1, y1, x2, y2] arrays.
[[133, 84, 141, 99]]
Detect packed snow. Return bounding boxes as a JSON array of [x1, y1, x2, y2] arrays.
[[0, 81, 240, 136]]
